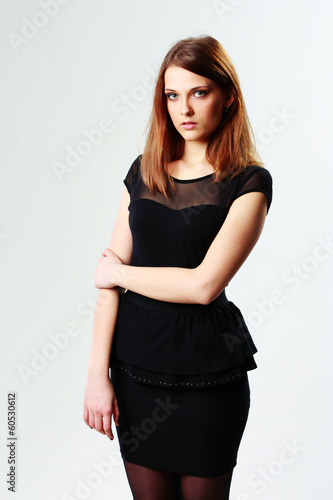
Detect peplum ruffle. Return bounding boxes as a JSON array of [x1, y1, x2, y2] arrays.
[[110, 289, 257, 388]]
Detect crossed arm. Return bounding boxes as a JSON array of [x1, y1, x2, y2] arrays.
[[84, 187, 268, 436], [94, 189, 269, 304]]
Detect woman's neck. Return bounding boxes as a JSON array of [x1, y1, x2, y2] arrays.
[[168, 140, 215, 179], [182, 140, 208, 167]]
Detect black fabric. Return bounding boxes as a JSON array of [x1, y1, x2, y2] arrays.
[[123, 155, 272, 269], [111, 367, 250, 478], [111, 290, 257, 380], [110, 355, 256, 389], [110, 155, 273, 386]]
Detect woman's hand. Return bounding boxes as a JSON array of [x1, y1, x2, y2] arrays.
[[83, 375, 120, 439], [94, 248, 123, 289]]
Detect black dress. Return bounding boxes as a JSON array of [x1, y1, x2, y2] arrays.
[[110, 155, 273, 477]]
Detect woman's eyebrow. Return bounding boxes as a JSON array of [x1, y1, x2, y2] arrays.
[[164, 85, 211, 92]]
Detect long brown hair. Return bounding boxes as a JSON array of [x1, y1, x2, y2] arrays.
[[140, 35, 264, 198]]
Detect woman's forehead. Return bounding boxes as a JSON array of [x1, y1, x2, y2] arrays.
[[164, 66, 214, 89]]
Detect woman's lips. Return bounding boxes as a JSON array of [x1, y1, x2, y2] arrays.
[[181, 122, 197, 130]]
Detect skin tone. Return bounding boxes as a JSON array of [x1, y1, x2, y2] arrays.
[[163, 65, 234, 178], [84, 66, 268, 437]]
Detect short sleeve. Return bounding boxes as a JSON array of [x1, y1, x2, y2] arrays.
[[123, 154, 142, 195], [233, 166, 273, 214]]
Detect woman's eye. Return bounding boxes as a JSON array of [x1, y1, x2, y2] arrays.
[[194, 90, 207, 97], [166, 91, 206, 100]]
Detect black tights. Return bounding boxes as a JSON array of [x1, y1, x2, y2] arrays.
[[123, 460, 233, 500]]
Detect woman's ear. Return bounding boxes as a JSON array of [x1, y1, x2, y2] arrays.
[[224, 88, 235, 108]]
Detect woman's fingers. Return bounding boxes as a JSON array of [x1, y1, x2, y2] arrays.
[[102, 413, 114, 440], [83, 379, 119, 439], [101, 248, 123, 264], [84, 410, 115, 439], [83, 410, 117, 440], [83, 407, 88, 425], [94, 413, 105, 435], [113, 397, 120, 426], [88, 411, 95, 430], [101, 248, 111, 257]]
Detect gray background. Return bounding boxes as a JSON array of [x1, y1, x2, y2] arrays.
[[1, 0, 332, 498]]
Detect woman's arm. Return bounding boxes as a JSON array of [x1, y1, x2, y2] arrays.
[[95, 191, 268, 304], [83, 185, 132, 439]]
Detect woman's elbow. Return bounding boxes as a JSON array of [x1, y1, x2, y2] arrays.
[[198, 289, 218, 305], [192, 267, 225, 305], [195, 280, 218, 305]]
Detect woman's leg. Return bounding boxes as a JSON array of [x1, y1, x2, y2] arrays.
[[123, 460, 182, 500], [123, 460, 233, 500], [179, 469, 233, 500]]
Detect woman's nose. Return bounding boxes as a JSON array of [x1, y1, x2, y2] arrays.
[[180, 99, 193, 117]]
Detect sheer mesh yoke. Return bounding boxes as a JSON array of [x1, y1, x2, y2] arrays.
[[110, 155, 273, 388], [124, 154, 272, 213]]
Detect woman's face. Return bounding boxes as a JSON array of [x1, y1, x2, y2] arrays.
[[164, 66, 233, 144]]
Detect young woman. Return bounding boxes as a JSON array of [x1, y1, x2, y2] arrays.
[[83, 35, 273, 500]]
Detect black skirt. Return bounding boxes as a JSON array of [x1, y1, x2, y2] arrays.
[[110, 367, 251, 477]]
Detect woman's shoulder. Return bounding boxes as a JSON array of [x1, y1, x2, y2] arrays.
[[236, 164, 273, 186], [123, 154, 143, 194], [233, 165, 273, 212]]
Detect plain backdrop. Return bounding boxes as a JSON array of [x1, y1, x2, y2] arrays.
[[1, 1, 332, 499]]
